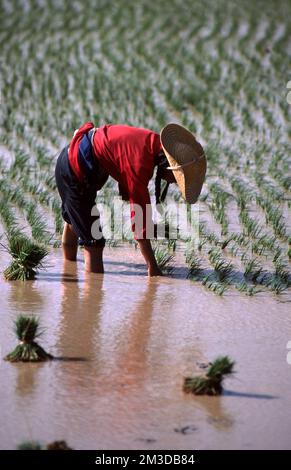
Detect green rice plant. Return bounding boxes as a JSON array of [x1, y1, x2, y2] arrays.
[[51, 198, 63, 235], [231, 177, 254, 203], [233, 233, 250, 247], [9, 150, 30, 180], [243, 257, 263, 282], [198, 223, 219, 246], [251, 234, 278, 256], [185, 247, 202, 278], [266, 277, 289, 295], [208, 183, 231, 235], [167, 239, 177, 252], [256, 196, 287, 239], [213, 258, 233, 281], [220, 233, 236, 249], [17, 440, 72, 450], [17, 441, 42, 450], [208, 248, 221, 265], [273, 257, 290, 286], [46, 441, 73, 450], [106, 238, 118, 247], [183, 356, 235, 395], [271, 169, 291, 191], [239, 209, 263, 238], [254, 171, 284, 201], [197, 238, 208, 251], [4, 315, 53, 362], [202, 276, 229, 296], [26, 202, 51, 244], [208, 248, 233, 281], [153, 245, 174, 273], [0, 199, 17, 233], [236, 281, 260, 296], [2, 232, 48, 280]]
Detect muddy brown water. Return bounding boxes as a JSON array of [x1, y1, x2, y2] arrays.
[[0, 247, 290, 450]]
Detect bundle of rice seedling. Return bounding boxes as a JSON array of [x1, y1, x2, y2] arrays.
[[4, 315, 53, 362], [183, 356, 235, 395], [17, 440, 72, 450], [17, 441, 42, 450], [46, 441, 72, 450], [2, 232, 48, 280]]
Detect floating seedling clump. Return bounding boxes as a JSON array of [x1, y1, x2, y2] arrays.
[[17, 441, 42, 450], [183, 356, 235, 396], [46, 440, 73, 450], [5, 315, 53, 362], [2, 232, 48, 281], [17, 440, 72, 450]]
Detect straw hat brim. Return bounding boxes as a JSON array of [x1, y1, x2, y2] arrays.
[[160, 123, 207, 204]]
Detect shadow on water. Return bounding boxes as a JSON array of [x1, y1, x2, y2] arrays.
[[52, 356, 88, 362], [223, 390, 278, 399]]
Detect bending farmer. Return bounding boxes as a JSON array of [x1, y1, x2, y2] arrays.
[[55, 122, 206, 276]]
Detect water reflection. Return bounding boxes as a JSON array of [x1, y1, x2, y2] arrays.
[[57, 260, 104, 360], [195, 396, 234, 431], [8, 281, 44, 314], [114, 278, 158, 383], [15, 363, 44, 397]]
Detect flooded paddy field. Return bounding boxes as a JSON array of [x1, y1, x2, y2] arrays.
[[0, 248, 290, 450]]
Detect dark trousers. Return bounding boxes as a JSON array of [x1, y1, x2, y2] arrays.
[[55, 146, 106, 247]]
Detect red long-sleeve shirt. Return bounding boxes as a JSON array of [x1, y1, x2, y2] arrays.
[[69, 123, 163, 239]]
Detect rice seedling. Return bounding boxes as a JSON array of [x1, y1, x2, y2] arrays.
[[273, 257, 290, 286], [17, 441, 42, 450], [213, 258, 233, 281], [236, 281, 260, 296], [208, 248, 233, 281], [197, 238, 208, 251], [0, 199, 18, 233], [183, 356, 235, 395], [167, 239, 177, 252], [17, 440, 72, 450], [202, 276, 229, 296], [220, 233, 236, 249], [239, 209, 263, 239], [46, 441, 73, 450], [4, 315, 53, 362], [243, 257, 263, 282], [2, 232, 48, 281], [185, 247, 203, 278], [256, 196, 287, 239], [153, 244, 174, 273], [254, 172, 284, 202], [208, 183, 231, 235], [266, 277, 289, 295], [26, 203, 51, 244]]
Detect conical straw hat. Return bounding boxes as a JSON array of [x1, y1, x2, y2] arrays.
[[160, 123, 207, 204]]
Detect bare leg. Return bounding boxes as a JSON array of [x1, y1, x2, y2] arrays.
[[84, 245, 104, 273], [62, 222, 78, 261]]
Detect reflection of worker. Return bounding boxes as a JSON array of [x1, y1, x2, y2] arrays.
[[58, 260, 104, 360], [55, 123, 206, 276]]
